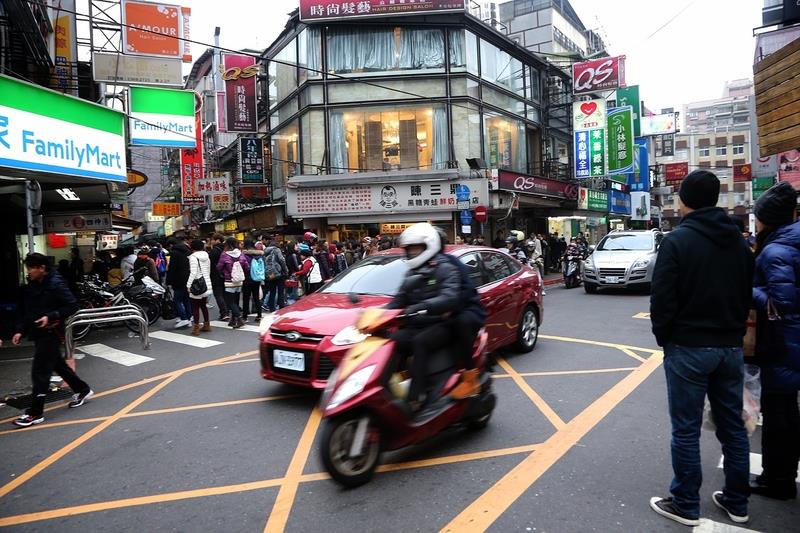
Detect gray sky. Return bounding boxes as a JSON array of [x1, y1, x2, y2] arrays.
[[186, 0, 761, 111]]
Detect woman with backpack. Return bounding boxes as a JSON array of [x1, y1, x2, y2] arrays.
[[296, 243, 323, 294], [216, 237, 249, 329], [242, 239, 264, 322], [187, 239, 213, 336]]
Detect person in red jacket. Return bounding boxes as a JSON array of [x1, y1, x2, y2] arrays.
[[295, 243, 324, 294]]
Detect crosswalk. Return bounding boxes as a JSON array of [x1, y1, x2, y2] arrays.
[[718, 452, 800, 483]]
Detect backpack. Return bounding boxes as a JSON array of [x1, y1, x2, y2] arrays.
[[250, 256, 266, 282], [264, 249, 281, 280], [154, 250, 167, 275], [231, 258, 245, 284]]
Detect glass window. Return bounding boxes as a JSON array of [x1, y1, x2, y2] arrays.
[[321, 255, 407, 296], [482, 85, 525, 117], [480, 252, 512, 282], [733, 144, 744, 155], [269, 38, 297, 109], [452, 102, 481, 172], [271, 119, 299, 190], [484, 111, 527, 172], [301, 110, 325, 174], [528, 66, 541, 101], [270, 97, 298, 129], [716, 146, 727, 156], [459, 252, 487, 287], [450, 77, 479, 99], [327, 26, 445, 74], [449, 29, 478, 75], [480, 40, 524, 96], [330, 104, 448, 173], [699, 147, 710, 157], [526, 105, 540, 123], [503, 254, 522, 274], [299, 85, 324, 108], [298, 27, 322, 83], [597, 233, 654, 251]]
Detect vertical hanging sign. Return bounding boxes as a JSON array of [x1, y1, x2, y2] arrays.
[[574, 129, 605, 179], [239, 137, 265, 183], [607, 106, 635, 175], [180, 111, 204, 204], [222, 53, 259, 133]]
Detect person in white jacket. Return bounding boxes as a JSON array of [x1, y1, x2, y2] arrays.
[[187, 239, 213, 336]]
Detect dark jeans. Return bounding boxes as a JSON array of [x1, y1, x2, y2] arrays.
[[306, 281, 323, 295], [224, 288, 242, 319], [242, 280, 262, 318], [262, 278, 285, 312], [29, 334, 90, 418], [453, 314, 482, 370], [212, 284, 228, 319], [759, 391, 800, 487], [172, 287, 192, 321], [664, 344, 750, 518], [190, 297, 209, 325], [391, 322, 452, 403]]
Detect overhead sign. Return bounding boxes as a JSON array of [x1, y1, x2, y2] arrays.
[[122, 0, 191, 61], [608, 190, 631, 215], [92, 52, 183, 86], [223, 54, 258, 133], [240, 137, 264, 183], [733, 163, 752, 183], [661, 133, 675, 156], [128, 86, 196, 148], [572, 56, 626, 95], [753, 154, 778, 178], [299, 0, 466, 22], [630, 191, 651, 221], [180, 111, 204, 204], [641, 113, 677, 136], [607, 106, 635, 175], [616, 85, 640, 137], [44, 211, 112, 232], [195, 176, 230, 195], [380, 223, 414, 234], [49, 0, 78, 96], [664, 162, 689, 186], [755, 36, 800, 156], [0, 74, 126, 182], [127, 169, 148, 188], [752, 176, 776, 200], [628, 139, 650, 192], [572, 99, 607, 130], [578, 188, 608, 212], [210, 194, 232, 211], [152, 202, 181, 217], [497, 170, 579, 200], [574, 128, 605, 179]]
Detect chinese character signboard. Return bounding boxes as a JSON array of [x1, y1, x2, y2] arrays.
[[92, 52, 183, 86], [572, 56, 626, 95], [574, 129, 605, 179], [152, 202, 181, 217], [128, 86, 196, 147], [299, 0, 466, 21], [497, 171, 580, 200], [44, 212, 112, 232], [733, 163, 752, 183], [752, 176, 775, 200], [240, 137, 264, 183], [661, 133, 675, 156], [122, 0, 191, 61], [210, 194, 232, 211], [607, 106, 634, 175], [194, 175, 230, 195], [578, 187, 608, 212], [223, 54, 258, 133], [179, 111, 204, 204], [380, 223, 415, 234], [608, 190, 631, 215], [616, 85, 640, 137], [48, 0, 78, 96], [664, 162, 690, 186], [572, 99, 606, 130]]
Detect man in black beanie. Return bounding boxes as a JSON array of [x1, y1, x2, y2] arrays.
[[649, 170, 754, 526]]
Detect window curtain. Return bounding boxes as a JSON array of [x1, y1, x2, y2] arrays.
[[328, 27, 394, 72], [514, 121, 527, 173], [433, 106, 449, 169], [329, 111, 349, 173], [304, 27, 321, 77], [449, 29, 465, 68], [400, 28, 444, 69]]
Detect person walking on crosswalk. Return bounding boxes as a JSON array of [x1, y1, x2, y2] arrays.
[[187, 239, 213, 336]]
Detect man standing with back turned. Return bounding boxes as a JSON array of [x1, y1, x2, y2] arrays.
[[649, 170, 754, 526]]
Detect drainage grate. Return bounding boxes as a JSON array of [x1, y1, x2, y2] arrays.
[[4, 388, 74, 410]]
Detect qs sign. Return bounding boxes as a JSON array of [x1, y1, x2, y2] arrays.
[[219, 64, 260, 81]]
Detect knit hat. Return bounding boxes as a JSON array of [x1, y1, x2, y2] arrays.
[[679, 170, 720, 210], [754, 181, 798, 227], [255, 242, 264, 250]]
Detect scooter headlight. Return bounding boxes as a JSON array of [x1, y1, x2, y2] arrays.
[[331, 325, 369, 346], [326, 365, 376, 410]]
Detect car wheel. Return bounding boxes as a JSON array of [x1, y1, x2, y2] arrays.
[[515, 306, 539, 352], [320, 413, 382, 488], [584, 282, 598, 294]]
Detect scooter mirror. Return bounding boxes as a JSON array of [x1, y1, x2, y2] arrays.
[[348, 292, 361, 305]]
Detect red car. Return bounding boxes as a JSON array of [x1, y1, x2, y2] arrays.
[[258, 245, 543, 389]]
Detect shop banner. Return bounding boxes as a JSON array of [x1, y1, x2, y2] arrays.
[[607, 106, 634, 175], [210, 194, 232, 211], [661, 133, 675, 156], [152, 202, 181, 217], [44, 211, 112, 232], [287, 178, 489, 217], [640, 113, 677, 136], [574, 128, 605, 179], [664, 162, 689, 186], [92, 52, 183, 86], [129, 86, 196, 147], [733, 163, 753, 183], [195, 176, 230, 195], [616, 85, 640, 137], [497, 170, 579, 200], [0, 74, 127, 182], [753, 154, 778, 178], [630, 191, 651, 221], [752, 176, 776, 200], [608, 190, 631, 215], [299, 0, 466, 22], [223, 54, 258, 133], [122, 0, 191, 61], [240, 137, 265, 183], [179, 112, 204, 204], [48, 0, 78, 96], [572, 99, 606, 130], [380, 223, 415, 234], [779, 150, 800, 190], [578, 187, 608, 212], [572, 55, 626, 95], [629, 138, 650, 192]]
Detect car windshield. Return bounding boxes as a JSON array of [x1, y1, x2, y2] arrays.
[[597, 233, 654, 251], [320, 255, 408, 296]]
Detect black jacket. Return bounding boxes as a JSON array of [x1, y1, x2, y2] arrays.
[[651, 207, 754, 347], [443, 254, 486, 324], [16, 270, 79, 340], [388, 253, 462, 324], [209, 244, 225, 286], [167, 243, 191, 288]]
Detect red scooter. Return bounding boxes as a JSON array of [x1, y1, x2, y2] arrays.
[[319, 307, 496, 487]]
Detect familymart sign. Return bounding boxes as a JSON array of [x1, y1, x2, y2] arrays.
[[128, 86, 196, 148], [0, 75, 126, 182]]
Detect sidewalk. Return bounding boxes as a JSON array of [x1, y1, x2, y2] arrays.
[[542, 272, 563, 287]]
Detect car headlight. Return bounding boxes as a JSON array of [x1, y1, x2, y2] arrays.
[[632, 258, 650, 269], [331, 325, 369, 346], [259, 314, 278, 336], [326, 365, 376, 410]]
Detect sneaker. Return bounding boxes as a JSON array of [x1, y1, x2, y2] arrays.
[[712, 491, 749, 524], [649, 497, 700, 527], [69, 389, 94, 408], [220, 314, 230, 322], [14, 414, 44, 427], [174, 319, 191, 329]]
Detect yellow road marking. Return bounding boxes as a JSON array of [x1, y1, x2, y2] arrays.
[[216, 357, 260, 365], [633, 312, 651, 320], [538, 334, 658, 354], [495, 357, 566, 431], [440, 351, 664, 532], [376, 444, 539, 473], [492, 367, 637, 379], [619, 348, 647, 363], [264, 407, 323, 533]]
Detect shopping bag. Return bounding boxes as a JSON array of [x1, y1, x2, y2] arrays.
[[743, 310, 756, 357], [702, 364, 761, 436]]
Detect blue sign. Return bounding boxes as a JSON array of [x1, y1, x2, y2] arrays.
[[608, 190, 631, 215], [628, 138, 650, 192], [460, 209, 473, 225], [455, 184, 470, 202], [574, 130, 590, 178]]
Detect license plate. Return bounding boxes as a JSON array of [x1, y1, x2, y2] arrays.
[[273, 349, 305, 372], [605, 276, 620, 284]]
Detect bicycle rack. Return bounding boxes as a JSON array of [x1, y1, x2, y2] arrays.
[[65, 304, 150, 359]]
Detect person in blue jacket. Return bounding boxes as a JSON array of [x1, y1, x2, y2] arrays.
[[750, 181, 800, 501]]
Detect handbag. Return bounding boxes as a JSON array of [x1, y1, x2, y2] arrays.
[[190, 256, 208, 296]]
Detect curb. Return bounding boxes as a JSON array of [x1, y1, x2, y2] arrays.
[[543, 278, 564, 287]]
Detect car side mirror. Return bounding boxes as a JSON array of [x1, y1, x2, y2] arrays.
[[588, 245, 595, 254]]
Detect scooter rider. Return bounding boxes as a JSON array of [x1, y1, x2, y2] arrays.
[[505, 230, 528, 264], [387, 223, 461, 411]]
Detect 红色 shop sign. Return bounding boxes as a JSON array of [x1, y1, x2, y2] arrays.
[[299, 0, 466, 22], [128, 86, 196, 148], [0, 74, 126, 182]]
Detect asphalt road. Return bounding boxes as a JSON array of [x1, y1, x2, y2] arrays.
[[0, 285, 797, 532]]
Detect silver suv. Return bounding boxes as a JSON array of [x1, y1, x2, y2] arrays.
[[582, 230, 662, 293]]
